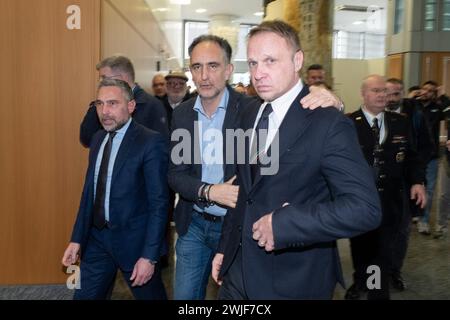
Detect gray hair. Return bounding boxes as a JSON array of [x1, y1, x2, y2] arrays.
[[188, 34, 232, 64], [96, 55, 135, 82], [97, 79, 134, 102]]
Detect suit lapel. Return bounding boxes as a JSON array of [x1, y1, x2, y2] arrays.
[[241, 102, 262, 193], [353, 109, 373, 140], [249, 86, 313, 189], [381, 112, 390, 145], [222, 90, 240, 179], [111, 120, 139, 183], [188, 106, 202, 179]]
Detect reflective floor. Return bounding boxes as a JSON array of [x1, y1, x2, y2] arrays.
[[0, 162, 448, 300], [107, 220, 449, 300]]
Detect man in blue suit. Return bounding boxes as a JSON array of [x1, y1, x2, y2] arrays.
[[212, 20, 382, 299], [62, 79, 168, 300]]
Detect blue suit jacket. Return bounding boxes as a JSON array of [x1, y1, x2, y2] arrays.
[[218, 86, 382, 299], [71, 120, 169, 271]]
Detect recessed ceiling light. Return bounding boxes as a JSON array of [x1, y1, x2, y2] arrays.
[[196, 8, 207, 13], [353, 20, 364, 25], [254, 12, 264, 16], [152, 8, 169, 12]]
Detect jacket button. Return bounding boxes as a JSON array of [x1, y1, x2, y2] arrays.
[[238, 226, 242, 232], [246, 199, 253, 205]]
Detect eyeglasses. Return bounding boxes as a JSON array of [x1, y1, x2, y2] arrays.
[[167, 80, 186, 87]]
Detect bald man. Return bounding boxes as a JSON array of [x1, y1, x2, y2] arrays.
[[346, 75, 426, 300]]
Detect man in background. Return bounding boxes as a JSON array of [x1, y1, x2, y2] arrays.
[[306, 64, 326, 86], [346, 75, 425, 300], [152, 73, 167, 100], [162, 70, 193, 127], [80, 56, 168, 148], [385, 78, 433, 290]]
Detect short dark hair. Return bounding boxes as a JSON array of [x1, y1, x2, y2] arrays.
[[96, 55, 135, 82], [248, 20, 301, 52], [188, 35, 232, 64], [307, 64, 324, 72], [423, 80, 438, 87], [408, 85, 421, 93], [97, 79, 134, 102], [387, 78, 404, 86]]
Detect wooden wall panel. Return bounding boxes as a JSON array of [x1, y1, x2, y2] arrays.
[[421, 52, 450, 89], [387, 54, 404, 80], [0, 0, 100, 284]]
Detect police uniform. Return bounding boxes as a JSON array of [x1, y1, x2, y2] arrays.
[[346, 109, 425, 300]]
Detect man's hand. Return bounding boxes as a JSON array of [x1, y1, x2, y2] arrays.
[[252, 213, 275, 252], [212, 253, 224, 285], [62, 242, 80, 267], [411, 184, 427, 209], [209, 176, 239, 208], [130, 258, 155, 287], [300, 85, 343, 110]]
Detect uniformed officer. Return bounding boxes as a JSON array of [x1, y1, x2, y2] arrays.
[[345, 75, 426, 300]]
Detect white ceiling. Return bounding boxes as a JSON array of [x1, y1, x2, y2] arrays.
[[145, 0, 264, 25], [145, 0, 387, 33], [334, 0, 388, 34]]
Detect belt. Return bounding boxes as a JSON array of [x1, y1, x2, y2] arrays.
[[194, 210, 224, 223]]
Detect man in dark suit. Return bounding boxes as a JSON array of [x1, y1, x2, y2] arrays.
[[385, 78, 433, 290], [62, 79, 168, 300], [79, 55, 169, 148], [345, 75, 426, 300], [169, 34, 345, 300], [211, 20, 382, 300]]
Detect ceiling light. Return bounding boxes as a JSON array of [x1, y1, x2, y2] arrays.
[[353, 20, 364, 25], [196, 8, 207, 13], [254, 12, 264, 16], [152, 8, 169, 12], [170, 0, 191, 5]]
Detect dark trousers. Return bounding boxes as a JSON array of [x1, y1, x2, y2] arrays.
[[349, 189, 403, 300], [74, 227, 167, 300], [218, 247, 248, 300]]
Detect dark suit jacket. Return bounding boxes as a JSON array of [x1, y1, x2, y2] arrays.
[[399, 99, 434, 164], [71, 120, 169, 271], [218, 86, 382, 299], [168, 87, 257, 237], [349, 110, 425, 222], [162, 91, 195, 129], [79, 84, 169, 147]]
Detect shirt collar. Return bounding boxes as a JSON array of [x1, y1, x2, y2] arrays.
[[362, 106, 384, 126], [193, 88, 229, 117], [263, 80, 303, 124], [113, 117, 132, 136]]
